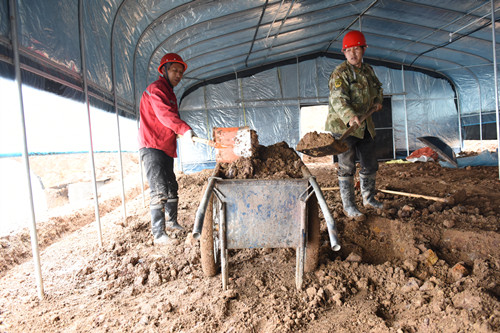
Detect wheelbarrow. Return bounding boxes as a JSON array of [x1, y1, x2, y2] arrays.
[[192, 166, 340, 290]]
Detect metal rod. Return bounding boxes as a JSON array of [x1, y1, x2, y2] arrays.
[[193, 177, 219, 238], [79, 0, 102, 247], [301, 166, 340, 251], [110, 2, 128, 220], [220, 201, 228, 290], [115, 109, 127, 220], [0, 54, 135, 114], [262, 0, 295, 63], [402, 66, 410, 155], [9, 0, 44, 300], [136, 117, 146, 207], [449, 7, 496, 39], [296, 199, 306, 290], [492, 0, 500, 180], [245, 0, 268, 67]]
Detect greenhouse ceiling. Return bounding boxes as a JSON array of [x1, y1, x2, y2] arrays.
[[0, 0, 499, 118]]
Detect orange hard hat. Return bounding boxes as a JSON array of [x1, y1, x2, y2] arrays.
[[342, 30, 367, 50], [158, 53, 187, 74]]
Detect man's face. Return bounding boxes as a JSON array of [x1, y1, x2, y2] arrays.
[[162, 62, 184, 87], [343, 46, 365, 68]]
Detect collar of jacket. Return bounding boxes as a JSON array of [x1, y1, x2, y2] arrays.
[[159, 74, 174, 89], [346, 61, 366, 80]]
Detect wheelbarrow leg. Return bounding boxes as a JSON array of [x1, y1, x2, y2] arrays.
[[296, 200, 307, 290], [219, 201, 229, 290]]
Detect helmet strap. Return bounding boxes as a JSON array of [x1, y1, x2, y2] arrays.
[[162, 63, 174, 88]]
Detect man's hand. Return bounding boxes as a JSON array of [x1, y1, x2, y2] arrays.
[[349, 116, 361, 127], [182, 129, 197, 145], [349, 104, 382, 127], [373, 103, 383, 112]]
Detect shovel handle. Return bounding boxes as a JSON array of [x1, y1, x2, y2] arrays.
[[338, 106, 378, 141], [178, 134, 220, 148], [192, 136, 219, 148]]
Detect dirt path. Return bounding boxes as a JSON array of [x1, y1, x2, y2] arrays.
[[0, 151, 499, 332]]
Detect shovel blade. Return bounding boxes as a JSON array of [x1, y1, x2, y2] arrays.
[[296, 132, 349, 157], [297, 143, 349, 157], [213, 126, 255, 163]]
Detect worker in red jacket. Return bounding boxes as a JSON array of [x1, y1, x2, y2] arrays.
[[138, 53, 196, 245]]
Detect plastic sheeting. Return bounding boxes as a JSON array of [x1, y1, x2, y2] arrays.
[[0, 0, 498, 172], [178, 56, 459, 173]]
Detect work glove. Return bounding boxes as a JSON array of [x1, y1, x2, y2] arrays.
[[182, 129, 196, 146]]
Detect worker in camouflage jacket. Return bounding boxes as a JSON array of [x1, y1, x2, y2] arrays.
[[325, 30, 384, 218]]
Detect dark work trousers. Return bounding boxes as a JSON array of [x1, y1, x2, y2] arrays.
[[336, 127, 379, 177], [140, 148, 178, 210]]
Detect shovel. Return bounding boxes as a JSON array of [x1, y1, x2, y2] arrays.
[[296, 106, 378, 157], [181, 126, 255, 163], [212, 126, 256, 163]]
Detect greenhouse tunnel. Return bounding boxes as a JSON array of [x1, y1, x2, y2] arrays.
[[0, 0, 499, 298], [0, 1, 499, 168]]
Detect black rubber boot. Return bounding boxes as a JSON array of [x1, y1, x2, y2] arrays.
[[360, 173, 384, 209], [338, 176, 364, 218], [151, 207, 170, 245], [164, 199, 184, 231]]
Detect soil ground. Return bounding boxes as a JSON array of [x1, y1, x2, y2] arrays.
[[0, 142, 499, 333]]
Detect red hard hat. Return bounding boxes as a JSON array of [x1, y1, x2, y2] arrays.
[[158, 53, 187, 74], [342, 30, 367, 50]]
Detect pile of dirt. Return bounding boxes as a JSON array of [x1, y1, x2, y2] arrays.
[[295, 131, 348, 157], [0, 152, 499, 332], [217, 141, 304, 179]]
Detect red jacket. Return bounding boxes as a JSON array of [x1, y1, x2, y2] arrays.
[[138, 76, 191, 158]]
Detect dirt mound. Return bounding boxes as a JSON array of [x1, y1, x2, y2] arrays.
[[217, 141, 304, 179]]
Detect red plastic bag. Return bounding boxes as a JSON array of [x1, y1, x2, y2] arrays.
[[407, 147, 439, 162]]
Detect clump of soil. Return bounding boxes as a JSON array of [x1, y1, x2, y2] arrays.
[[217, 141, 305, 179], [297, 131, 336, 149], [296, 131, 348, 156]]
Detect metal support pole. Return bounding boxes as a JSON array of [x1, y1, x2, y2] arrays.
[[402, 66, 410, 156], [456, 87, 463, 151], [115, 108, 127, 219], [9, 0, 44, 299], [296, 199, 306, 290], [79, 0, 102, 246], [110, 3, 127, 220], [219, 201, 228, 290], [137, 117, 146, 207], [492, 0, 500, 179]]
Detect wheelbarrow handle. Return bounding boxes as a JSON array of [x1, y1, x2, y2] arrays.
[[338, 106, 378, 141], [301, 166, 341, 251], [193, 177, 219, 239]]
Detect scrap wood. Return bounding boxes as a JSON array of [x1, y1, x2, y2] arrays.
[[321, 187, 457, 204], [378, 189, 449, 203]]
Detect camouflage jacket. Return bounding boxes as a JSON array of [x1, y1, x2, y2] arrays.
[[325, 61, 383, 139]]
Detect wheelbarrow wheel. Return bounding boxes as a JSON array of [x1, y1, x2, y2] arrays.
[[305, 196, 320, 272], [200, 194, 219, 276]]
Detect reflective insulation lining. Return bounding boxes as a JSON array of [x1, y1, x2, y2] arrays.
[[178, 56, 458, 173]]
